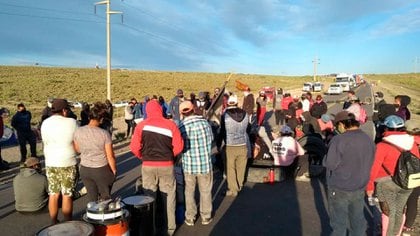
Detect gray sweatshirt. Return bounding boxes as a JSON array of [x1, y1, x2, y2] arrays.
[[324, 129, 375, 191]]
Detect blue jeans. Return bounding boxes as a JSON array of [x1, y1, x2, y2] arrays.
[[184, 172, 213, 220], [327, 188, 366, 236], [375, 178, 412, 236]]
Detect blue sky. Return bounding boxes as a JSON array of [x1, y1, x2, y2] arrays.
[[0, 0, 419, 75]]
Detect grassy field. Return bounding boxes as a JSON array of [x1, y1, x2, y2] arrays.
[[0, 66, 419, 124]]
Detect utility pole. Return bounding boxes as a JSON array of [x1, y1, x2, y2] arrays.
[[414, 56, 419, 74], [95, 0, 122, 101], [312, 56, 320, 81]]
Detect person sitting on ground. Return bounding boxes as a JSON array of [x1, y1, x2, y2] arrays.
[[13, 157, 48, 213], [317, 114, 334, 140], [300, 111, 322, 137], [271, 125, 305, 180], [73, 102, 117, 203]]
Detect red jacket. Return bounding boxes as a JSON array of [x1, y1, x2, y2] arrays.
[[129, 100, 184, 167], [281, 96, 293, 110], [366, 131, 420, 192]]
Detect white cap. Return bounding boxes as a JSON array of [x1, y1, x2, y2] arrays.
[[227, 95, 238, 105]]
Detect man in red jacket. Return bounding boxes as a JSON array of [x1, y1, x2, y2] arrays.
[[366, 115, 420, 236], [130, 100, 184, 236]]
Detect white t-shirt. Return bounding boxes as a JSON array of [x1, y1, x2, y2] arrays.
[[302, 99, 310, 112], [41, 115, 77, 167]]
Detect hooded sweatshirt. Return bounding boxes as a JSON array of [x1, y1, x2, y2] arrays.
[[13, 168, 48, 212], [366, 131, 420, 192], [221, 107, 249, 146], [130, 100, 184, 167]]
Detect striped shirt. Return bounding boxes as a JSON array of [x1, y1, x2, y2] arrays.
[[179, 115, 213, 174]]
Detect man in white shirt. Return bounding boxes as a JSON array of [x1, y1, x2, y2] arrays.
[[41, 99, 78, 224]]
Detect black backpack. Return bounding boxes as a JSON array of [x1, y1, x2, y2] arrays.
[[382, 142, 420, 189]]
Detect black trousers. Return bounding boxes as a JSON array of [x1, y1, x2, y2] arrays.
[[80, 165, 115, 202], [17, 131, 37, 162]]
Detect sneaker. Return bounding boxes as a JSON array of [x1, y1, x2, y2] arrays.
[[184, 218, 194, 226], [78, 186, 88, 196], [263, 153, 271, 160], [226, 190, 238, 197], [201, 218, 213, 225], [295, 175, 311, 182]]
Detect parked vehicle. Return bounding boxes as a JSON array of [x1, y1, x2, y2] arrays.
[[113, 101, 129, 108], [68, 100, 83, 108], [302, 82, 313, 92], [327, 83, 343, 95], [335, 73, 355, 91], [313, 82, 324, 92], [260, 86, 276, 102]]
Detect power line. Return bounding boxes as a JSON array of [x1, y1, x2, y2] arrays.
[[0, 11, 104, 24], [0, 2, 93, 16], [120, 1, 238, 56]]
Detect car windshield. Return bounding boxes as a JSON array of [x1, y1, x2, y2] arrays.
[[336, 77, 349, 82], [331, 84, 340, 87]]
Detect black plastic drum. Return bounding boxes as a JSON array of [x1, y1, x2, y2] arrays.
[[123, 195, 155, 236]]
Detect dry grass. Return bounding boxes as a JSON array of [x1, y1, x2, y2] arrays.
[[1, 66, 419, 124], [0, 66, 309, 124]]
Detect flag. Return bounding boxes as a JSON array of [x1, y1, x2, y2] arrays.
[[205, 74, 233, 125], [235, 79, 249, 91]]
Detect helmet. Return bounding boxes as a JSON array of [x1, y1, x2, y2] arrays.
[[383, 115, 405, 128], [280, 125, 293, 134]]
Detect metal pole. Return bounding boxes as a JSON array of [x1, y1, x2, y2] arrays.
[[312, 56, 319, 82], [106, 1, 111, 101], [95, 0, 122, 101]]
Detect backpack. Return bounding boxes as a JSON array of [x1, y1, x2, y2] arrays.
[[382, 142, 420, 189], [359, 106, 367, 124]]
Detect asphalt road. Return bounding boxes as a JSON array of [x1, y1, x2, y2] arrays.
[[0, 83, 379, 236]]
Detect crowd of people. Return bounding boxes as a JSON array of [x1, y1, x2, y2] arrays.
[[0, 83, 419, 235]]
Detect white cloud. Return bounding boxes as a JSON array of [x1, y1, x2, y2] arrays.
[[370, 8, 420, 37]]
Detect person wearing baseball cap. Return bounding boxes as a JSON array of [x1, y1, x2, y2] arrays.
[[324, 110, 375, 235], [41, 98, 78, 224], [13, 157, 48, 213], [220, 94, 249, 197], [178, 100, 214, 226]]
